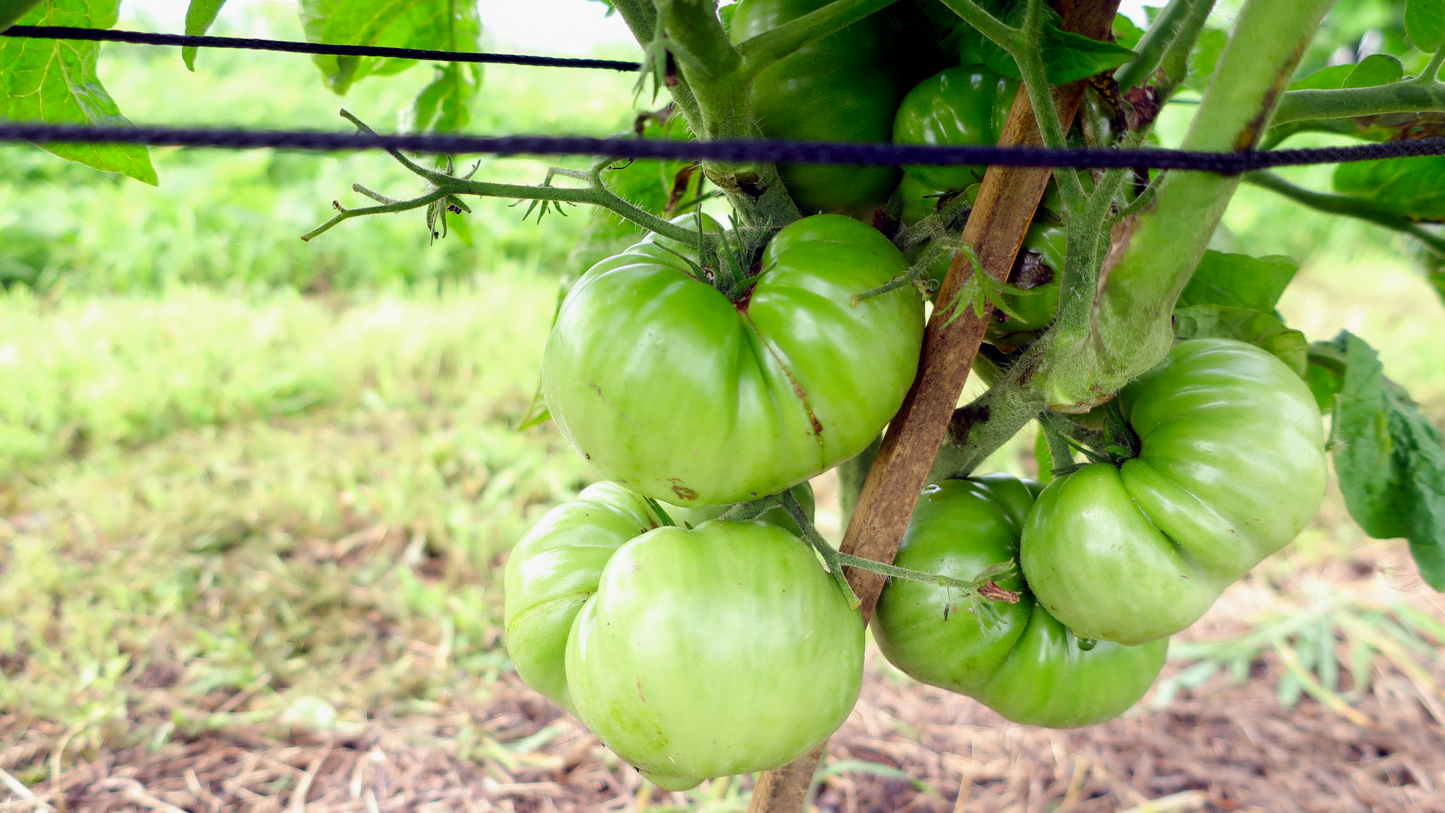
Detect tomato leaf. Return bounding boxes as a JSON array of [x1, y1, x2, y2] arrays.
[[1406, 0, 1445, 52], [1177, 250, 1298, 313], [410, 62, 482, 133], [1303, 340, 1347, 413], [182, 0, 227, 70], [1326, 331, 1445, 592], [1290, 63, 1354, 90], [1342, 53, 1404, 88], [299, 0, 482, 96], [1172, 305, 1308, 377], [1333, 154, 1445, 221], [0, 0, 157, 184]]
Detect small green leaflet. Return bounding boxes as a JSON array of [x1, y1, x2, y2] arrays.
[[183, 0, 228, 70], [1314, 332, 1445, 592], [1342, 53, 1404, 88], [718, 2, 736, 37], [979, 6, 1136, 85], [1406, 0, 1445, 52], [1173, 251, 1306, 375], [1290, 54, 1404, 92], [1177, 250, 1298, 313], [0, 0, 157, 184], [411, 62, 482, 133], [1290, 63, 1354, 90]]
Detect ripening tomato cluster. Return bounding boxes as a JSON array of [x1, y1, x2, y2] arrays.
[[502, 0, 1330, 792]]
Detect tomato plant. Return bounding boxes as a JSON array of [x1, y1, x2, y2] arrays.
[[874, 476, 1168, 728], [66, 0, 1434, 806], [541, 214, 924, 506], [1021, 339, 1328, 645]]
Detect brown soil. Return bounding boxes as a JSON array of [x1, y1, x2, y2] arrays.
[[4, 547, 1444, 813]]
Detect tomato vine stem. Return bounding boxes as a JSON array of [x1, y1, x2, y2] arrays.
[[1271, 43, 1445, 126], [302, 111, 710, 245]]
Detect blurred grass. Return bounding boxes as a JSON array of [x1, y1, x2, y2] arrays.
[[0, 278, 560, 471], [2, 0, 1445, 782], [0, 1, 639, 294]]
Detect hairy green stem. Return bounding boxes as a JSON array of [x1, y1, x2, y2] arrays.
[[779, 490, 1017, 606], [1039, 0, 1334, 409], [305, 114, 706, 244], [1244, 171, 1445, 258], [1425, 46, 1445, 83], [1114, 0, 1216, 91], [780, 491, 859, 607], [833, 553, 1019, 599], [718, 494, 783, 521], [648, 0, 801, 228], [1014, 0, 1089, 213], [936, 0, 1089, 213], [736, 0, 901, 77], [609, 0, 706, 129], [926, 361, 1048, 482], [1273, 76, 1445, 125]]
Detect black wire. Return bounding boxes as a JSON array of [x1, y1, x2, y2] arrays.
[[2, 122, 1445, 172], [0, 25, 642, 72]]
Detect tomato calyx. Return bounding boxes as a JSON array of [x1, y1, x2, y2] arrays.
[[1038, 399, 1142, 478]]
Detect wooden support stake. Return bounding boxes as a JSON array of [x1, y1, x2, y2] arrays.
[[745, 2, 1121, 811]]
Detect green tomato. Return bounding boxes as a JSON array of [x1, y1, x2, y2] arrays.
[[873, 476, 1167, 728], [897, 172, 948, 228], [567, 519, 863, 790], [1021, 339, 1328, 646], [731, 0, 904, 215], [503, 481, 813, 714], [893, 64, 1017, 191], [542, 215, 924, 506], [985, 222, 1065, 346]]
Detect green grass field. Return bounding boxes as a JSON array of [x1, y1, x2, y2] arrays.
[[2, 1, 1445, 794]]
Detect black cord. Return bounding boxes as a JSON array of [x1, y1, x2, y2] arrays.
[[0, 25, 642, 72], [2, 122, 1445, 172]]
